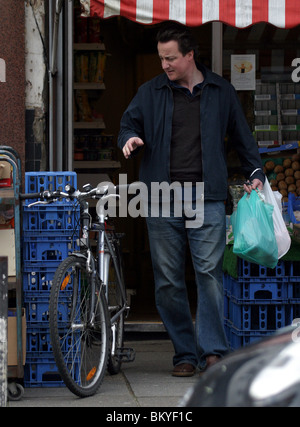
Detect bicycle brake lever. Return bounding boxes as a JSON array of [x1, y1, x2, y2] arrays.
[[27, 200, 53, 208]]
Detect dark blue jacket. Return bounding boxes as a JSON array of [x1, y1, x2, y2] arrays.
[[118, 65, 264, 200]]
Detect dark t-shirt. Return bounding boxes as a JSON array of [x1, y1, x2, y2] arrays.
[[170, 83, 203, 184]]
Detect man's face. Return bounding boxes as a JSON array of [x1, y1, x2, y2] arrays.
[[157, 40, 193, 82]]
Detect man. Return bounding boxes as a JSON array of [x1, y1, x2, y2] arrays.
[[118, 22, 264, 376]]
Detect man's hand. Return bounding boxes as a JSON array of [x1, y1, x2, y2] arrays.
[[122, 137, 144, 159], [243, 178, 263, 194]]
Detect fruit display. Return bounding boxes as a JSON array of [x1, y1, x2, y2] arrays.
[[263, 153, 300, 202]]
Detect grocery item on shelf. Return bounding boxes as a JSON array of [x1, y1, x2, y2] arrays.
[[263, 153, 300, 202], [75, 52, 106, 84], [75, 90, 92, 122]]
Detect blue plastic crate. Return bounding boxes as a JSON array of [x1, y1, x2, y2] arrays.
[[24, 358, 65, 387], [23, 259, 65, 269], [288, 193, 300, 224], [288, 282, 300, 299], [22, 235, 79, 263], [224, 320, 275, 350], [289, 302, 300, 321], [24, 291, 72, 325], [237, 258, 287, 279], [223, 274, 292, 301], [24, 354, 80, 388], [26, 328, 53, 353], [226, 298, 291, 331], [25, 171, 77, 195], [23, 204, 80, 233], [26, 326, 80, 354], [289, 261, 300, 281], [22, 264, 58, 292]]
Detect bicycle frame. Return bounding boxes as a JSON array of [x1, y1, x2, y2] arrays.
[[96, 200, 127, 326], [24, 186, 128, 331]]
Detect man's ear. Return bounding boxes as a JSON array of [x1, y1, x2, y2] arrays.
[[187, 50, 194, 61]]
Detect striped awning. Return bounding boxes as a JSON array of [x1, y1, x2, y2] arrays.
[[80, 0, 300, 28]]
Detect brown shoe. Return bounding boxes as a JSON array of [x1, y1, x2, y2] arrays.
[[199, 355, 221, 375], [172, 363, 196, 377], [206, 355, 220, 369]]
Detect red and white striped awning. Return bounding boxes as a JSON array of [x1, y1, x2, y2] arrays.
[[80, 0, 300, 28]]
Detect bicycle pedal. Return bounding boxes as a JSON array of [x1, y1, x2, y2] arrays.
[[116, 347, 136, 363]]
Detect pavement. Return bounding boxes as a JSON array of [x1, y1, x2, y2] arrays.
[[7, 335, 199, 408]]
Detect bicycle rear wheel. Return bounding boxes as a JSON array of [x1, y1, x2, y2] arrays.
[[49, 255, 110, 397]]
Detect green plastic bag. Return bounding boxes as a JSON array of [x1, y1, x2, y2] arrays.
[[230, 190, 278, 268]]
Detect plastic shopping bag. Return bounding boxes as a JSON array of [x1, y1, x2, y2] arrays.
[[261, 178, 291, 259], [231, 190, 278, 268]]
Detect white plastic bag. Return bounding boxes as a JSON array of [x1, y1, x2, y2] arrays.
[[261, 178, 291, 259]]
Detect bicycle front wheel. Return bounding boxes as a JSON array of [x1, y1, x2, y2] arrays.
[[49, 255, 110, 397]]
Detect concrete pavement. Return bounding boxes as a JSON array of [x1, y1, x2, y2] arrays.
[[8, 337, 199, 408]]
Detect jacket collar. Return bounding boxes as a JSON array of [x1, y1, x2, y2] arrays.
[[155, 63, 223, 90]]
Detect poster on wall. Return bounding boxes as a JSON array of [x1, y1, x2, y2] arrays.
[[231, 54, 256, 90]]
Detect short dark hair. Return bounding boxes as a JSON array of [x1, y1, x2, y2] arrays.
[[156, 22, 199, 59]]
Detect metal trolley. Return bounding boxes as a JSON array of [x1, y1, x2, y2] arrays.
[[0, 146, 24, 400]]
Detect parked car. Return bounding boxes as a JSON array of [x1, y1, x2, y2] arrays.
[[181, 324, 300, 407]]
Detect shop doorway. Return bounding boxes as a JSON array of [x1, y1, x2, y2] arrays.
[[72, 15, 213, 327]]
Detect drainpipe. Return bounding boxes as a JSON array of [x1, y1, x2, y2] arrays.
[[51, 0, 63, 75], [212, 22, 223, 76], [49, 0, 64, 171], [49, 0, 73, 172]]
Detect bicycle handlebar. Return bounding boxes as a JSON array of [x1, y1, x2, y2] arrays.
[[20, 192, 43, 200], [19, 182, 140, 206], [19, 190, 68, 200]]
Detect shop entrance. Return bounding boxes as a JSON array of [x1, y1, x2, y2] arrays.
[[72, 15, 212, 327]]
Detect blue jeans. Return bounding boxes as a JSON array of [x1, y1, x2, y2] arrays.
[[146, 200, 229, 369]]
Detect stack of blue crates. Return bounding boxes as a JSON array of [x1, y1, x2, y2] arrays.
[[224, 258, 300, 350], [22, 172, 80, 387]]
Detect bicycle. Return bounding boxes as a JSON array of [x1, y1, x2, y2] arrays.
[[20, 182, 135, 397]]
